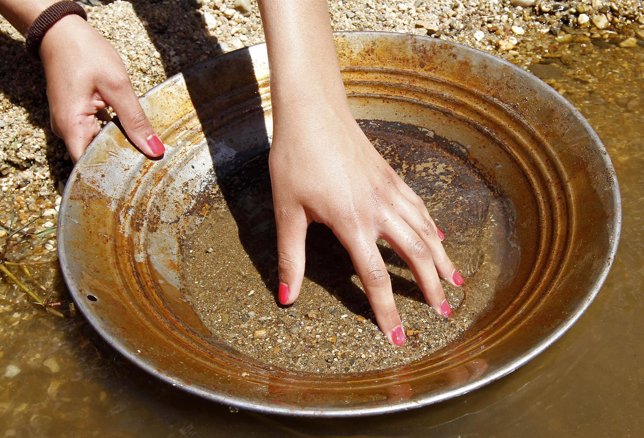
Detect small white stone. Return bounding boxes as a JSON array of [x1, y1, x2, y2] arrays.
[[203, 12, 217, 30], [578, 13, 590, 25], [591, 14, 610, 30], [228, 37, 244, 50], [222, 8, 236, 19], [511, 25, 525, 35], [498, 39, 516, 51], [4, 365, 21, 378], [474, 30, 485, 41]]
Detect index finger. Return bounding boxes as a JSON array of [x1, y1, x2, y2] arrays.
[[99, 75, 164, 158]]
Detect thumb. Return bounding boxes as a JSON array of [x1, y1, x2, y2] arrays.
[[275, 208, 308, 305], [101, 78, 165, 158]]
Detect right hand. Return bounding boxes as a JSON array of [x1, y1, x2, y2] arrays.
[[39, 15, 164, 162], [270, 103, 463, 346]]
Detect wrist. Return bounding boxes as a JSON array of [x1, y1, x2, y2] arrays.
[[24, 1, 87, 59], [39, 14, 89, 61]]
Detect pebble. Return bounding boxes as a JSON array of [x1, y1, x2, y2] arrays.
[[0, 119, 6, 129], [511, 25, 525, 35], [43, 358, 60, 373], [47, 379, 62, 397], [498, 39, 516, 51], [415, 19, 440, 34], [4, 365, 21, 378], [474, 30, 485, 42], [618, 37, 638, 48], [578, 13, 590, 26], [539, 4, 552, 13], [203, 12, 217, 30], [233, 0, 252, 16], [591, 14, 610, 30], [253, 329, 267, 339]]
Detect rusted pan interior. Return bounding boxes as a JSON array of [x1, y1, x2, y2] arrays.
[[58, 32, 620, 416]]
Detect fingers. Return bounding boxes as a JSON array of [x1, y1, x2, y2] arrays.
[[380, 212, 453, 318], [274, 206, 308, 305], [100, 75, 165, 158], [51, 108, 101, 163], [391, 172, 446, 240], [335, 230, 406, 346], [394, 197, 461, 287]]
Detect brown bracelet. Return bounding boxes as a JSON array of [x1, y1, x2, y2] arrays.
[[25, 1, 87, 60]]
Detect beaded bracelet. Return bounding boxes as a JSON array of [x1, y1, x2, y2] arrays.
[[25, 1, 87, 59]]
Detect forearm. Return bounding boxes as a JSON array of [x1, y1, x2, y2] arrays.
[[257, 0, 351, 124], [0, 0, 58, 34]]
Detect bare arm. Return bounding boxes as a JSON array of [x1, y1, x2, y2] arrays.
[[258, 0, 463, 346], [0, 0, 57, 33]]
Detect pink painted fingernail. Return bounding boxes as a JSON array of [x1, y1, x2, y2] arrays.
[[452, 270, 465, 286], [390, 325, 406, 346], [440, 299, 453, 318], [278, 282, 289, 305], [146, 134, 165, 155], [437, 227, 445, 241]]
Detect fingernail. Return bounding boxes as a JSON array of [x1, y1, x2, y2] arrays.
[[146, 134, 165, 155], [437, 227, 445, 241], [440, 299, 453, 318], [278, 282, 289, 305], [452, 270, 464, 286], [390, 325, 406, 346]]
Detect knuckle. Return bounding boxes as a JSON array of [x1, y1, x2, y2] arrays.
[[363, 268, 389, 287], [107, 73, 131, 91], [422, 218, 440, 239], [422, 219, 433, 236], [126, 109, 150, 131], [410, 239, 429, 259], [340, 208, 362, 232], [277, 251, 298, 276]]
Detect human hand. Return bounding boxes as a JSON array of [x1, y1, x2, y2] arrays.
[[269, 103, 464, 346], [39, 15, 164, 162]]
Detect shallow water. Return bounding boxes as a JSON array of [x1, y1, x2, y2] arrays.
[[1, 38, 642, 436]]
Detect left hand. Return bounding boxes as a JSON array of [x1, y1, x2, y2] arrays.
[[39, 15, 164, 162]]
